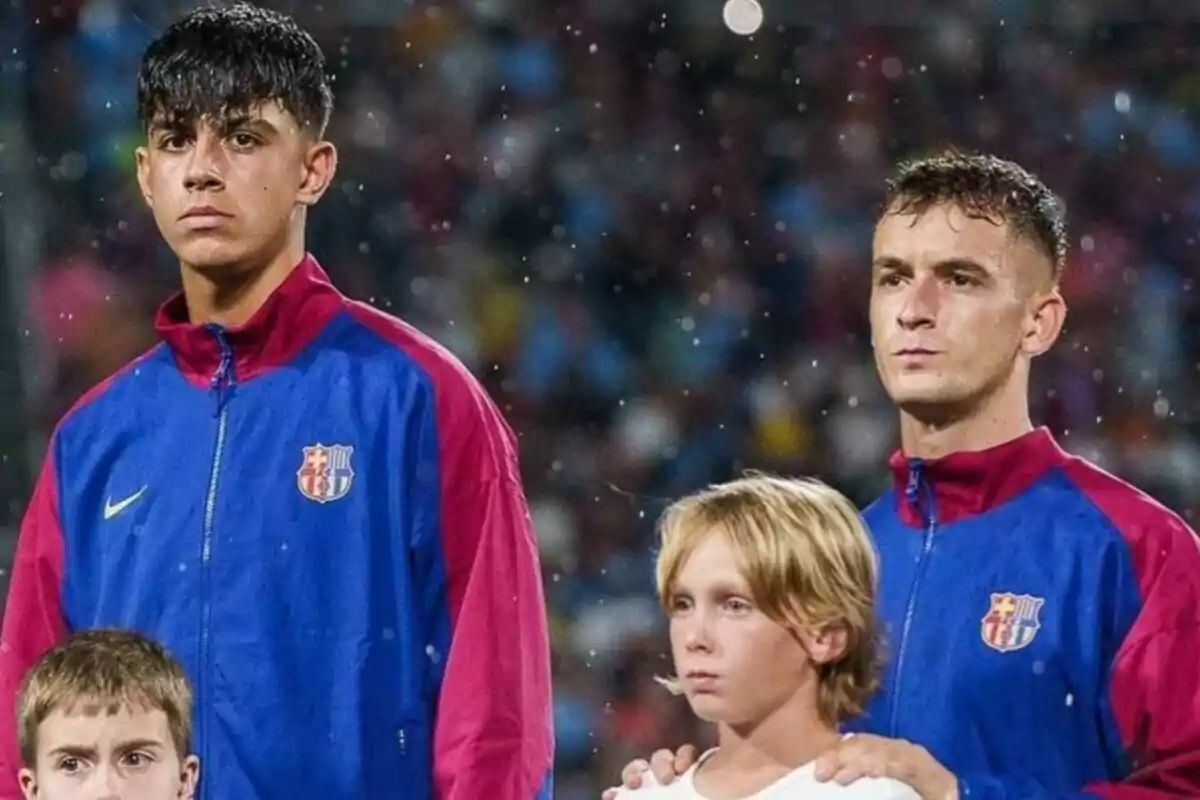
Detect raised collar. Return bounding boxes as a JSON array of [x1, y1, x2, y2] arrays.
[[888, 427, 1067, 527], [154, 254, 344, 386]]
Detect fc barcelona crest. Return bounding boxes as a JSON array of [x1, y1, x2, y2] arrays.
[[981, 592, 1044, 653], [297, 444, 355, 504]]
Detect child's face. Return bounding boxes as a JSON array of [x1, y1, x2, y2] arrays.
[[20, 704, 198, 800], [667, 532, 821, 727]]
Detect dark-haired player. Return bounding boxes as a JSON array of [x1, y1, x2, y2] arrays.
[[0, 6, 553, 800], [611, 153, 1200, 799]]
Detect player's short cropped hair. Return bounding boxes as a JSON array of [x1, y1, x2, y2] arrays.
[[655, 473, 881, 726], [883, 149, 1068, 280], [137, 3, 334, 136], [16, 629, 192, 767]]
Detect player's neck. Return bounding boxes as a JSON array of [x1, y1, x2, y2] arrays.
[[180, 236, 307, 329], [710, 693, 841, 777], [898, 375, 1033, 460]]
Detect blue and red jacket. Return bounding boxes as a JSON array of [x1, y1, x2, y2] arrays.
[[851, 428, 1200, 798], [0, 256, 554, 799]]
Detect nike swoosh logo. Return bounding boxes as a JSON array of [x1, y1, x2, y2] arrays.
[[104, 486, 147, 520]]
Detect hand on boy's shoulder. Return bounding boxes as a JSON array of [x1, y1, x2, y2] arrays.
[[603, 754, 678, 800], [606, 771, 670, 799]]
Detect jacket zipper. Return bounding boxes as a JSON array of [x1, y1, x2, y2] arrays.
[[200, 325, 235, 798], [888, 458, 938, 736]]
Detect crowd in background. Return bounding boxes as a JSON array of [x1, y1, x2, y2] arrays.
[[8, 1, 1200, 795]]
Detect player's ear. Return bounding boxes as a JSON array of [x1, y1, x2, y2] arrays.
[[18, 767, 38, 799], [135, 145, 153, 208], [297, 138, 337, 207], [179, 754, 200, 799], [1022, 288, 1066, 358], [797, 621, 849, 665]]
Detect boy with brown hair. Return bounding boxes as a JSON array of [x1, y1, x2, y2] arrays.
[[614, 474, 918, 800], [15, 629, 198, 800]]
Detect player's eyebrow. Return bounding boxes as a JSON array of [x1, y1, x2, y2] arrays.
[[931, 257, 991, 277], [673, 579, 752, 599], [872, 256, 992, 276], [46, 744, 97, 760], [217, 113, 280, 136], [45, 737, 164, 762], [146, 113, 282, 138], [147, 117, 186, 136], [708, 579, 752, 597], [115, 737, 165, 752], [872, 256, 910, 274]]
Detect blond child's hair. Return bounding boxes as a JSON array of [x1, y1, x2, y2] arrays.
[[655, 473, 882, 726], [17, 629, 192, 767]]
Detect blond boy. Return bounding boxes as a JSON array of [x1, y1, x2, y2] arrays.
[[615, 474, 918, 800], [15, 630, 199, 800]]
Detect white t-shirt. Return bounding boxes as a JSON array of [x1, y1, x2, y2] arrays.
[[613, 747, 921, 800]]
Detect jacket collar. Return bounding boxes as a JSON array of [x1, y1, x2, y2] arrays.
[[154, 254, 344, 386], [888, 427, 1066, 527]]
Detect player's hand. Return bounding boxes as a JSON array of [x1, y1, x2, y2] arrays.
[[814, 734, 958, 800], [600, 745, 698, 799]]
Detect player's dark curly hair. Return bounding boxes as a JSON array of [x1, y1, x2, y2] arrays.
[[882, 150, 1068, 280], [137, 3, 333, 136]]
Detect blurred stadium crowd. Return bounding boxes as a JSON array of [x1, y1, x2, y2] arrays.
[[6, 0, 1200, 796]]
